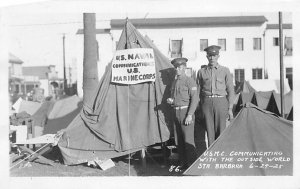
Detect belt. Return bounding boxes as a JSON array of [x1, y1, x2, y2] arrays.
[[206, 95, 225, 98], [174, 106, 188, 110]]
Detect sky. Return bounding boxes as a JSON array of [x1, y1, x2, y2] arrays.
[[1, 0, 295, 79]]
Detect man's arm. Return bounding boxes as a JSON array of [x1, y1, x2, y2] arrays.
[[196, 69, 202, 99], [225, 68, 235, 120], [187, 78, 199, 116], [185, 78, 198, 125], [225, 68, 235, 108]]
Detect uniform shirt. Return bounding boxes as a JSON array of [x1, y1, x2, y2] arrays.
[[171, 75, 199, 115], [196, 63, 235, 108]]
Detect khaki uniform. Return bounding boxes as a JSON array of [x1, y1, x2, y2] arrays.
[[197, 64, 234, 146], [170, 75, 198, 166]]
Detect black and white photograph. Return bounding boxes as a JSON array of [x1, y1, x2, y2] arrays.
[[0, 0, 299, 188]]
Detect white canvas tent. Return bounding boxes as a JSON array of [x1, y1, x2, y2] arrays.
[[12, 97, 42, 115], [248, 79, 290, 94]]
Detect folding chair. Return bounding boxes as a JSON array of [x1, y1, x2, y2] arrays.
[[15, 135, 56, 166], [10, 125, 57, 168]]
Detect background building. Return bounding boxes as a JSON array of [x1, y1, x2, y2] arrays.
[[9, 53, 26, 95], [22, 65, 63, 97], [265, 23, 293, 88], [75, 15, 293, 97], [8, 53, 40, 103]]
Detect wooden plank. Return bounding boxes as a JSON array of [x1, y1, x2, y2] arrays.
[[10, 153, 24, 164], [19, 145, 54, 166], [19, 144, 54, 166], [14, 134, 56, 145]]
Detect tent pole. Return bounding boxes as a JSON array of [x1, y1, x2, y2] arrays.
[[263, 29, 266, 79], [125, 17, 128, 49], [279, 12, 285, 117], [124, 18, 135, 170]]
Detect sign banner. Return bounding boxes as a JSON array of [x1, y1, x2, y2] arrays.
[[111, 48, 156, 84]]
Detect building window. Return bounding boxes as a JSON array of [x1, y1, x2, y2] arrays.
[[200, 39, 208, 51], [273, 37, 279, 46], [234, 69, 245, 82], [285, 37, 292, 56], [252, 68, 263, 79], [235, 38, 244, 51], [171, 39, 183, 58], [218, 39, 226, 51], [253, 38, 261, 50]]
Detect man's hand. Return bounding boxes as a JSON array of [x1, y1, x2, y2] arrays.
[[167, 98, 174, 105], [228, 108, 234, 121], [185, 115, 193, 125]]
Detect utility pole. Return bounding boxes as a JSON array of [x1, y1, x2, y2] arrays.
[[263, 29, 266, 79], [62, 33, 67, 95], [69, 65, 72, 86], [279, 12, 285, 117]]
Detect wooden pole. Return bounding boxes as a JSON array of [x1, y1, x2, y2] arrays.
[[24, 82, 27, 96], [63, 34, 67, 95], [279, 12, 285, 117], [83, 13, 99, 104], [125, 17, 128, 49]]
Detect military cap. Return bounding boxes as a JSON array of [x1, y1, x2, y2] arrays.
[[204, 45, 221, 56], [171, 57, 188, 68]]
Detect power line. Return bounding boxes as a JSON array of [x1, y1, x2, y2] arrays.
[[8, 19, 111, 27], [9, 21, 82, 27]]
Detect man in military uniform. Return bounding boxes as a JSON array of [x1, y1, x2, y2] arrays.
[[197, 45, 234, 147], [167, 57, 199, 169]]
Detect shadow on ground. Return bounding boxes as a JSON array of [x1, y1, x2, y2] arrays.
[[10, 145, 187, 176]]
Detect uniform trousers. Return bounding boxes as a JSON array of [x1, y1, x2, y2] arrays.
[[201, 96, 228, 147], [174, 108, 197, 166]]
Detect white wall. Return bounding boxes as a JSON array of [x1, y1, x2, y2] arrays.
[[264, 29, 293, 80], [10, 63, 23, 77], [110, 25, 266, 81], [39, 79, 49, 96]]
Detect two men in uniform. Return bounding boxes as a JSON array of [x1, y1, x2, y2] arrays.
[[168, 45, 234, 168]]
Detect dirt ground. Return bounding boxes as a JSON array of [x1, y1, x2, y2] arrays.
[[9, 119, 207, 177], [9, 146, 185, 177]]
